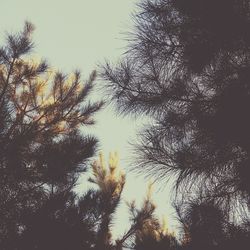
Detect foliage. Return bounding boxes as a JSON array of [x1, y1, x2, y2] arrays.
[[86, 153, 178, 250], [0, 22, 178, 250], [0, 22, 103, 248], [101, 0, 250, 219], [2, 1, 250, 248], [101, 0, 250, 248], [176, 197, 250, 250], [83, 153, 177, 250]]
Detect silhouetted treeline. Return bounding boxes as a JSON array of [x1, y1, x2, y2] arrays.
[[102, 0, 250, 249]]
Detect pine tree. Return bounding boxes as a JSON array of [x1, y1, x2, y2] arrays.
[[176, 197, 250, 250], [115, 182, 177, 250], [88, 152, 126, 250], [0, 22, 103, 248], [133, 185, 178, 250], [101, 0, 250, 222], [79, 153, 177, 250]]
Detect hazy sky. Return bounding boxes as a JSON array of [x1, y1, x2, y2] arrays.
[[1, 0, 177, 238]]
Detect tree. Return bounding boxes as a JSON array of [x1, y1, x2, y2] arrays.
[[86, 152, 178, 250], [0, 22, 178, 250], [101, 0, 250, 221], [0, 22, 103, 248], [88, 152, 126, 250], [15, 151, 178, 250], [17, 152, 124, 250], [86, 153, 179, 250], [133, 197, 178, 250], [118, 182, 177, 250], [18, 191, 96, 250], [176, 197, 250, 250]]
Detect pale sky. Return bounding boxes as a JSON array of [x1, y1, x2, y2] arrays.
[[1, 0, 177, 238]]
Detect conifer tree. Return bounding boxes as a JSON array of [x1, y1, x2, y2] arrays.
[[0, 22, 103, 248], [17, 152, 125, 250], [0, 20, 177, 249], [176, 197, 250, 250], [82, 153, 177, 250], [101, 0, 250, 223], [88, 152, 126, 250], [132, 185, 178, 250]]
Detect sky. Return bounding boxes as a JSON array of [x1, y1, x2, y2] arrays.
[[1, 0, 178, 238]]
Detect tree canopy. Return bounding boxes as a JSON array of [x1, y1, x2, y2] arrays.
[[0, 22, 178, 250], [0, 22, 103, 248], [102, 0, 250, 215], [102, 1, 250, 248], [2, 1, 250, 249]]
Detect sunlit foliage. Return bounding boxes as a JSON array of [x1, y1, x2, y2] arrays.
[[86, 153, 178, 250]]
